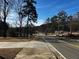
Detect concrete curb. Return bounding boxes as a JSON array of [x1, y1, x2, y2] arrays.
[[43, 38, 66, 59]]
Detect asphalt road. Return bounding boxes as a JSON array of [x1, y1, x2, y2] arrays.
[[43, 36, 79, 59]]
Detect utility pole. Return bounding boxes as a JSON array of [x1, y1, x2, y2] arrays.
[[57, 18, 60, 36], [68, 16, 72, 34]]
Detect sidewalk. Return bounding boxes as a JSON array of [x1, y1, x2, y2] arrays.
[[0, 41, 56, 59], [14, 41, 56, 59]]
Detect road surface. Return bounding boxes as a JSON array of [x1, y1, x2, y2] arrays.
[[43, 36, 79, 59]]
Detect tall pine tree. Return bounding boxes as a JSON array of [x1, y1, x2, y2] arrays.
[[18, 0, 38, 37]]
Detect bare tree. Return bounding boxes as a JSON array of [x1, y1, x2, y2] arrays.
[[0, 0, 14, 37], [13, 0, 25, 36]]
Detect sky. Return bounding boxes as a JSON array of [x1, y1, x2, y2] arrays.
[[6, 0, 79, 27], [36, 0, 79, 26]]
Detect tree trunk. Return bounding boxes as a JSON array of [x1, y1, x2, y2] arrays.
[[3, 0, 7, 37], [3, 28, 7, 37], [3, 12, 7, 37], [19, 15, 22, 37], [19, 22, 22, 37], [26, 14, 31, 37], [26, 20, 29, 37]]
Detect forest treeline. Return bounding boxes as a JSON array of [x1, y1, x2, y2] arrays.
[[37, 10, 79, 34]]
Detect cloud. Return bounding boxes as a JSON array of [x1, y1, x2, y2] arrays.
[[34, 19, 44, 26]]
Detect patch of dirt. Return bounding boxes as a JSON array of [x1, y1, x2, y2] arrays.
[[0, 48, 22, 59], [0, 37, 44, 42], [0, 37, 32, 42]]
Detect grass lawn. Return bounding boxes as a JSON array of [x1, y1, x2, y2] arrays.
[[0, 37, 33, 42]]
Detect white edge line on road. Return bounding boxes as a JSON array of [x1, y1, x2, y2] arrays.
[[43, 38, 67, 59], [49, 44, 67, 59], [61, 40, 79, 48]]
